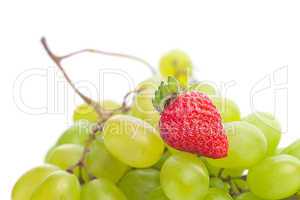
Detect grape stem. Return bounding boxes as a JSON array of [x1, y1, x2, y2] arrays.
[[41, 37, 104, 117], [217, 168, 225, 178], [66, 123, 102, 175], [228, 178, 241, 197], [212, 170, 248, 197], [64, 88, 140, 182], [59, 48, 156, 75], [41, 37, 153, 118], [41, 37, 150, 183]]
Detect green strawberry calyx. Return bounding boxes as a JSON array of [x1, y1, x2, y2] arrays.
[[152, 76, 181, 112]]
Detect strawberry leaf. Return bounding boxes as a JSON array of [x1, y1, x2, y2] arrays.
[[152, 76, 180, 112]]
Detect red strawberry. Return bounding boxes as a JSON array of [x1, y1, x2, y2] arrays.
[[153, 77, 228, 158]]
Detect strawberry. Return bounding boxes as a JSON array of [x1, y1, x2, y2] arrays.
[[153, 77, 228, 158]]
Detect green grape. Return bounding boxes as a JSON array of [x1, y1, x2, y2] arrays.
[[232, 179, 248, 192], [56, 120, 93, 146], [12, 165, 59, 200], [85, 138, 130, 183], [103, 115, 164, 168], [274, 147, 284, 155], [160, 154, 209, 200], [130, 87, 160, 128], [159, 50, 192, 87], [153, 150, 171, 170], [30, 170, 80, 200], [242, 112, 281, 155], [190, 82, 217, 96], [247, 154, 300, 199], [210, 96, 241, 122], [204, 188, 233, 200], [81, 178, 127, 200], [118, 169, 160, 200], [167, 145, 197, 157], [44, 145, 56, 162], [207, 121, 267, 169], [73, 100, 120, 123], [45, 144, 83, 176], [236, 192, 266, 200], [202, 159, 244, 178], [219, 168, 244, 179], [137, 76, 162, 90], [210, 177, 230, 192], [281, 139, 300, 159], [147, 187, 169, 200]]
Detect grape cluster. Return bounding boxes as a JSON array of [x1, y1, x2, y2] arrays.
[[11, 47, 300, 200]]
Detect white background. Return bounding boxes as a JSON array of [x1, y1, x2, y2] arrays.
[[1, 0, 300, 199]]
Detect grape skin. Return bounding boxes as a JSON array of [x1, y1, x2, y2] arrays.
[[281, 139, 300, 159], [210, 96, 241, 122], [130, 87, 160, 128], [118, 169, 161, 200], [45, 144, 84, 176], [103, 115, 164, 168], [81, 178, 127, 200], [12, 165, 59, 200], [243, 112, 281, 156], [190, 82, 217, 96], [56, 120, 94, 146], [247, 154, 300, 199], [147, 187, 169, 200], [73, 100, 120, 123], [210, 177, 230, 192], [202, 158, 244, 179], [130, 77, 161, 128], [207, 121, 267, 169], [152, 150, 171, 170], [160, 154, 209, 200], [204, 188, 233, 200], [235, 192, 266, 200], [159, 50, 192, 87], [85, 138, 130, 183], [30, 170, 81, 200]]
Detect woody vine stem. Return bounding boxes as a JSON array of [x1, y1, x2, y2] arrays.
[[41, 37, 152, 183]]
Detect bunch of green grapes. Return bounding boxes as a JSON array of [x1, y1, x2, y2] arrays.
[[13, 50, 300, 200]]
